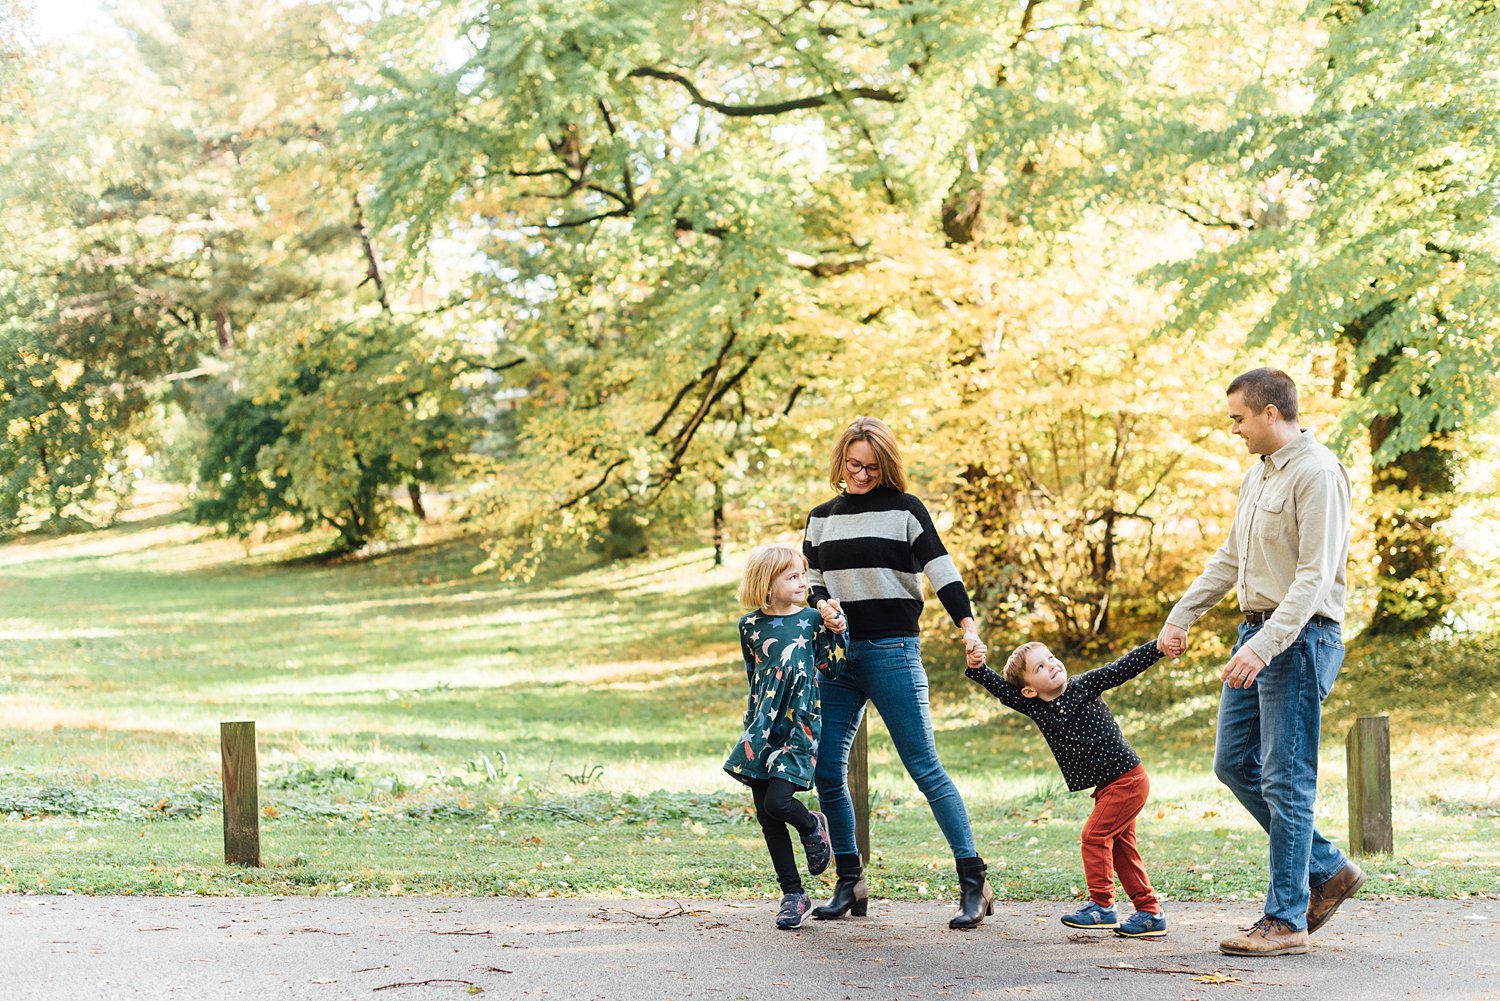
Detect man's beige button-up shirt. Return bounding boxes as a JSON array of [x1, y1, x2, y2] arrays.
[[1167, 429, 1351, 665]]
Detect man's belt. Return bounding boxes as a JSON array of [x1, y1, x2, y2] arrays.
[[1244, 609, 1338, 628]]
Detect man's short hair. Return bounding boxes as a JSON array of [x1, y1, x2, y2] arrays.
[[1227, 368, 1298, 423]]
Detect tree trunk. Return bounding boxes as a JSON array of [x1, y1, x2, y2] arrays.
[[1349, 302, 1457, 635], [1092, 508, 1117, 637], [214, 308, 234, 351], [941, 168, 985, 245], [408, 481, 427, 522], [712, 478, 725, 567], [1364, 414, 1455, 635]]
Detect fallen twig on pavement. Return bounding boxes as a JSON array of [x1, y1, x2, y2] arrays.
[[1096, 966, 1283, 987], [610, 901, 707, 923]]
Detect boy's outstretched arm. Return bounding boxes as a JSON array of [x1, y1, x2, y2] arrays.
[[964, 662, 1030, 711], [1071, 641, 1163, 700]]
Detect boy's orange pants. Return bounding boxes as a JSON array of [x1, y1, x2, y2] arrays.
[[1081, 764, 1159, 913]]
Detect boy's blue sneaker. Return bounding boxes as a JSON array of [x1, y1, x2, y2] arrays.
[[1115, 909, 1167, 938], [1060, 902, 1118, 929]]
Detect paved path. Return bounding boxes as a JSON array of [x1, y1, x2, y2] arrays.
[[3, 896, 1497, 1000]]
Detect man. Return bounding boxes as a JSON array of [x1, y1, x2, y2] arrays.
[[1157, 368, 1365, 957]]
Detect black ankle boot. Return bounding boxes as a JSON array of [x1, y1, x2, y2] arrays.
[[813, 853, 868, 919], [949, 855, 994, 929]]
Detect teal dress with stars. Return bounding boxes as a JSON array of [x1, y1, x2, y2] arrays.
[[723, 606, 848, 791]]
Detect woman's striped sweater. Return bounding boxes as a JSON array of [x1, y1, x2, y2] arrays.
[[802, 486, 974, 640]]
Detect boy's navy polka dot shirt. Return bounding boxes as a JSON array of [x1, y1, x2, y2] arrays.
[[966, 641, 1162, 792]]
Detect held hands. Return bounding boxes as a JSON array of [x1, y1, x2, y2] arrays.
[[816, 598, 847, 634], [1157, 620, 1264, 686], [963, 631, 987, 670], [1156, 623, 1189, 658], [1221, 646, 1266, 689]]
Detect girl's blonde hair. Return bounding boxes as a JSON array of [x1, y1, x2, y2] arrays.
[[827, 416, 908, 493], [737, 544, 807, 611]]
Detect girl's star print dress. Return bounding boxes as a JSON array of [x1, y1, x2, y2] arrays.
[[723, 607, 848, 791]]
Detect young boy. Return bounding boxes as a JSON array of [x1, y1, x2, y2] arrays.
[[966, 639, 1167, 938]]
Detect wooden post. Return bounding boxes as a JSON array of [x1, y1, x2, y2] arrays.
[[220, 721, 262, 867], [1346, 715, 1393, 857], [849, 715, 871, 862]]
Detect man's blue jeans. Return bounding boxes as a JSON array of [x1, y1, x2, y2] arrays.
[[1215, 617, 1351, 928], [814, 636, 978, 859]]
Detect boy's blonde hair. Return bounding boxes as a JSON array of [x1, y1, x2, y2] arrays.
[[827, 416, 908, 494], [738, 544, 807, 612], [1003, 641, 1045, 688]]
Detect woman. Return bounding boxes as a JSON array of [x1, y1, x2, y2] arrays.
[[803, 416, 992, 929]]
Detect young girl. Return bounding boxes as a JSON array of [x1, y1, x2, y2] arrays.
[[724, 544, 849, 929]]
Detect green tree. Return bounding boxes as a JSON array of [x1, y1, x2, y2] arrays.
[[196, 319, 468, 551], [357, 0, 1209, 574], [934, 233, 1239, 648], [1, 0, 478, 546], [0, 3, 268, 529], [1140, 0, 1500, 633], [352, 0, 921, 571]]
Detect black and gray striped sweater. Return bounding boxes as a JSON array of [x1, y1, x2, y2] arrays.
[[803, 486, 974, 640]]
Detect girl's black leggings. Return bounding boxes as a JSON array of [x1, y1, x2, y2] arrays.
[[748, 777, 817, 894]]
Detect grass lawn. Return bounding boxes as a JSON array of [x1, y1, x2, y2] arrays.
[[1, 506, 1497, 904]]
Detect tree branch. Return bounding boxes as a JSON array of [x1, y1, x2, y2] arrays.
[[1425, 242, 1463, 262], [458, 356, 525, 375], [673, 217, 729, 239], [541, 207, 633, 229], [1165, 202, 1250, 231], [585, 182, 634, 209], [627, 66, 901, 117], [648, 329, 738, 437], [996, 0, 1048, 85], [559, 458, 629, 510], [597, 98, 637, 209], [658, 350, 761, 487], [352, 192, 392, 313], [786, 251, 875, 277]]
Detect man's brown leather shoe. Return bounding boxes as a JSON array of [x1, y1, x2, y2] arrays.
[[1307, 859, 1367, 934], [1219, 915, 1309, 956]]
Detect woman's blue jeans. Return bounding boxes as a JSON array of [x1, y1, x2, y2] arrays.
[[1214, 617, 1351, 929], [814, 636, 978, 859]]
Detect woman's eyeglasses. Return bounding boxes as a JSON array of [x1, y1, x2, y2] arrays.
[[845, 458, 880, 479]]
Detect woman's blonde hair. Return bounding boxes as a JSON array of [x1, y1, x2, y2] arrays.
[[827, 416, 908, 493], [737, 544, 807, 611]]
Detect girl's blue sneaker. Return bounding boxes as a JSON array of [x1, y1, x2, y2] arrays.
[[1060, 902, 1118, 929], [1115, 909, 1167, 938], [775, 891, 812, 930]]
